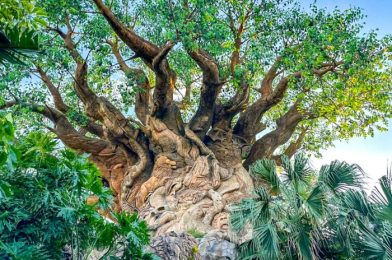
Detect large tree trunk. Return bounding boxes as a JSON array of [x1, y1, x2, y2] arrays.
[[91, 117, 254, 241]]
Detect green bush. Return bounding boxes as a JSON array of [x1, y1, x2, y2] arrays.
[[231, 154, 392, 259], [0, 114, 154, 259]]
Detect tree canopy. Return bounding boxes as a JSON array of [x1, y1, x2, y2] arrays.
[[0, 0, 44, 64], [1, 0, 391, 163]]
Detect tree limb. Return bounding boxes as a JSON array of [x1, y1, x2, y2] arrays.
[[35, 66, 69, 113], [94, 0, 178, 125], [1, 100, 110, 154], [234, 61, 342, 145], [93, 0, 160, 65], [187, 48, 224, 139], [107, 39, 152, 124], [244, 103, 304, 168]]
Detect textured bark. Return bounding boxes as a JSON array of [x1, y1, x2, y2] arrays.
[[148, 232, 201, 260], [244, 104, 304, 168], [188, 49, 223, 140], [107, 39, 152, 124]]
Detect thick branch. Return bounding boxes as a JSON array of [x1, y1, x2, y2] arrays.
[[107, 39, 152, 124], [188, 49, 223, 139], [271, 126, 307, 164], [95, 0, 179, 129], [282, 126, 307, 158], [1, 101, 109, 154], [93, 0, 160, 65], [244, 104, 304, 168], [151, 42, 176, 119], [212, 82, 250, 131], [35, 65, 104, 138], [36, 66, 69, 113], [234, 58, 343, 145], [0, 100, 18, 109]]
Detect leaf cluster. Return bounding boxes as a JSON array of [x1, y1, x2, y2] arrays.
[[231, 154, 392, 259], [0, 114, 154, 260]]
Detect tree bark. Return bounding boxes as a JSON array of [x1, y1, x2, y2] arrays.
[[244, 104, 304, 168]]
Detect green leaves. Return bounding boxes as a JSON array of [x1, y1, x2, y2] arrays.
[[250, 159, 280, 194], [318, 160, 364, 193], [253, 223, 279, 260], [282, 154, 313, 191], [0, 117, 152, 259], [231, 155, 383, 259], [305, 184, 326, 220], [0, 0, 43, 65], [370, 167, 392, 224], [0, 114, 19, 171]]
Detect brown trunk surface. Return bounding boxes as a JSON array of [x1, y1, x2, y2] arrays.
[[90, 117, 254, 241]]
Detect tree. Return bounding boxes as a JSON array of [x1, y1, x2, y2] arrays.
[[0, 114, 153, 259], [0, 0, 391, 241], [231, 155, 392, 260]]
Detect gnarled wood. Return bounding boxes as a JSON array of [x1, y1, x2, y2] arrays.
[[244, 104, 304, 168]]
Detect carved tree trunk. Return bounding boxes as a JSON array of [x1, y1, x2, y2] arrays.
[[90, 117, 254, 240]]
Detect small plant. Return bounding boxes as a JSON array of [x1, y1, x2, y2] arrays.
[[187, 228, 205, 239]]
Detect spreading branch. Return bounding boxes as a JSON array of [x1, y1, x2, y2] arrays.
[[1, 101, 109, 154], [187, 48, 224, 139], [35, 66, 69, 113], [107, 39, 152, 124], [234, 60, 343, 145], [93, 0, 178, 124], [93, 0, 160, 65], [244, 103, 304, 168]]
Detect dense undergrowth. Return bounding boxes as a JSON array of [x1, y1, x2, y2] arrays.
[[0, 114, 154, 259]]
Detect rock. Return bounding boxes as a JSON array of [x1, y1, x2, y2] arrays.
[[198, 232, 237, 260], [148, 231, 201, 260]]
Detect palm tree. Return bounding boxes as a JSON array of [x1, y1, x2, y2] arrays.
[[230, 154, 367, 259], [0, 28, 38, 65], [0, 0, 42, 65]]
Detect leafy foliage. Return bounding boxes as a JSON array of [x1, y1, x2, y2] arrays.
[[231, 154, 392, 259], [0, 114, 154, 259], [0, 0, 44, 65], [0, 0, 391, 156]]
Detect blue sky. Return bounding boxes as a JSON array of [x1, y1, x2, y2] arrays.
[[301, 0, 392, 187]]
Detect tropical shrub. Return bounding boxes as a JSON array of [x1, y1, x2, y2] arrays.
[[0, 114, 153, 259], [231, 154, 392, 259]]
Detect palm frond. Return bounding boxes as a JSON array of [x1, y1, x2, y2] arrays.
[[370, 165, 392, 223], [354, 222, 392, 259], [318, 161, 364, 193], [342, 190, 373, 219], [305, 184, 327, 220], [282, 154, 313, 189], [0, 27, 38, 65], [250, 159, 280, 194], [252, 222, 279, 260], [297, 228, 313, 260], [230, 187, 272, 231]]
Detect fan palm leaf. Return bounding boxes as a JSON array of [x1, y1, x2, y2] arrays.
[[282, 154, 313, 190], [305, 184, 327, 220], [318, 161, 364, 193], [370, 166, 392, 224], [0, 27, 38, 65], [250, 159, 281, 194], [342, 190, 374, 219]]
